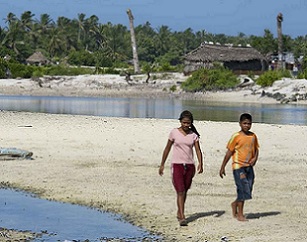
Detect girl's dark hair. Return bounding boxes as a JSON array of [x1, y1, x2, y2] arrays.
[[179, 110, 200, 137], [240, 113, 252, 122]]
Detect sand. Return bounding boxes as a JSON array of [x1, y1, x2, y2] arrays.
[[1, 110, 307, 241], [1, 74, 307, 241]]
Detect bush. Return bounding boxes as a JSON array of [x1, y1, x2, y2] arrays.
[[8, 63, 35, 78], [67, 50, 96, 66], [181, 66, 239, 92], [44, 65, 93, 76], [0, 57, 9, 78], [256, 69, 292, 87]]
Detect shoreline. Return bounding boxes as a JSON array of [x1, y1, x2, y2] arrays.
[[1, 73, 307, 106], [1, 111, 307, 241]]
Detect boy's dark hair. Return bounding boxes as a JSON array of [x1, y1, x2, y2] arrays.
[[179, 110, 200, 137], [240, 113, 252, 122]]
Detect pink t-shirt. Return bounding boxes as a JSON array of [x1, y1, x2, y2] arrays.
[[169, 128, 199, 164]]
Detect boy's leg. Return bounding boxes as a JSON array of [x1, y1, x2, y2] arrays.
[[231, 201, 238, 218], [233, 168, 250, 221], [237, 201, 248, 221]]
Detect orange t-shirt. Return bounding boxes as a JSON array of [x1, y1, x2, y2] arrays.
[[227, 131, 259, 170]]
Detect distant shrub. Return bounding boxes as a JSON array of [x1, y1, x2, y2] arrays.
[[0, 57, 8, 78], [8, 63, 35, 78], [170, 85, 177, 92], [297, 71, 306, 79], [256, 69, 292, 87], [181, 66, 239, 92], [44, 65, 93, 76], [98, 67, 121, 74], [67, 50, 96, 66], [32, 70, 44, 78]]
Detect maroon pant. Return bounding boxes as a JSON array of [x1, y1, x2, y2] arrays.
[[172, 163, 195, 193]]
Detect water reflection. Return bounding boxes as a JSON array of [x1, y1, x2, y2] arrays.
[[0, 188, 159, 241], [0, 95, 306, 125]]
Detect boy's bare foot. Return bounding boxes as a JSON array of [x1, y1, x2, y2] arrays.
[[237, 215, 248, 222], [231, 202, 237, 218]]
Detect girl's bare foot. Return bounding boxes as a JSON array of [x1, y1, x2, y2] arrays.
[[237, 215, 248, 222], [231, 202, 237, 218]]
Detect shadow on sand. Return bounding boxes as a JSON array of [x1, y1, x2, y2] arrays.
[[246, 211, 281, 219], [186, 210, 225, 223], [185, 210, 280, 224]]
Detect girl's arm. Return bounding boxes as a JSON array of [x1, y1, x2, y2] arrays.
[[159, 139, 173, 176], [194, 140, 203, 174]]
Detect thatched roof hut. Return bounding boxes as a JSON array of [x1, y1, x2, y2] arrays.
[[26, 51, 49, 65], [183, 43, 268, 75]]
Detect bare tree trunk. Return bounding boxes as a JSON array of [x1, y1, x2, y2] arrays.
[[277, 13, 283, 70], [126, 9, 140, 74]]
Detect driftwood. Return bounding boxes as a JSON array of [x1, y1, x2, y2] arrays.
[[145, 72, 150, 83], [124, 71, 133, 85], [0, 148, 33, 160]]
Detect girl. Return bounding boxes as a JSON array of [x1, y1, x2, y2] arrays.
[[159, 110, 203, 226]]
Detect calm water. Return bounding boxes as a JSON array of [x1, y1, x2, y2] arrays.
[[0, 188, 160, 241], [0, 95, 307, 125]]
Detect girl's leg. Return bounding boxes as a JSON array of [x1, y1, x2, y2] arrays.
[[177, 191, 186, 220]]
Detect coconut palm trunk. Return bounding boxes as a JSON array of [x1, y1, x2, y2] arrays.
[[277, 13, 283, 70], [126, 9, 140, 74]]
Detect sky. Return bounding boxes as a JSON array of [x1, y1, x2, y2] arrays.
[[1, 0, 307, 38]]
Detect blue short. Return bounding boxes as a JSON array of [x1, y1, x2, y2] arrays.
[[233, 166, 254, 201]]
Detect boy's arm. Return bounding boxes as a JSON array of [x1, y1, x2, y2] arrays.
[[219, 149, 233, 178], [249, 148, 259, 166], [194, 140, 203, 174]]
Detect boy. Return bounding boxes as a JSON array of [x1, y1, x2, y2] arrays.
[[219, 113, 259, 221]]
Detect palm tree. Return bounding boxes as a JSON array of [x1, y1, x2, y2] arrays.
[[48, 28, 63, 58], [35, 14, 54, 35], [20, 11, 34, 32], [126, 8, 140, 73], [77, 13, 86, 43], [103, 22, 129, 61], [277, 13, 283, 70], [3, 21, 23, 55], [3, 12, 17, 26], [89, 24, 108, 50]]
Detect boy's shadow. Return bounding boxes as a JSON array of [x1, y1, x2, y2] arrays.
[[246, 211, 281, 219], [186, 210, 225, 223], [185, 211, 280, 223]]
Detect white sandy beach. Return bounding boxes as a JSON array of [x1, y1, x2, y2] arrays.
[[0, 74, 307, 241], [1, 73, 307, 105], [1, 111, 307, 241]]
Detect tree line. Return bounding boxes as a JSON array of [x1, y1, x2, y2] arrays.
[[1, 11, 307, 72]]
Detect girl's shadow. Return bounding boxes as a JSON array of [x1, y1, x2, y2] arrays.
[[186, 210, 225, 223]]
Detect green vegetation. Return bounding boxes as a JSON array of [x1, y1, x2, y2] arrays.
[[256, 69, 291, 87], [181, 66, 239, 92], [0, 59, 123, 78], [0, 57, 9, 78], [0, 11, 306, 79]]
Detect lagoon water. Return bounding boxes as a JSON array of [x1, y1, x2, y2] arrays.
[[0, 95, 307, 125], [0, 189, 160, 241]]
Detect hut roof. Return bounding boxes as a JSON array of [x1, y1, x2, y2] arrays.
[[26, 51, 48, 64], [184, 44, 265, 62]]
